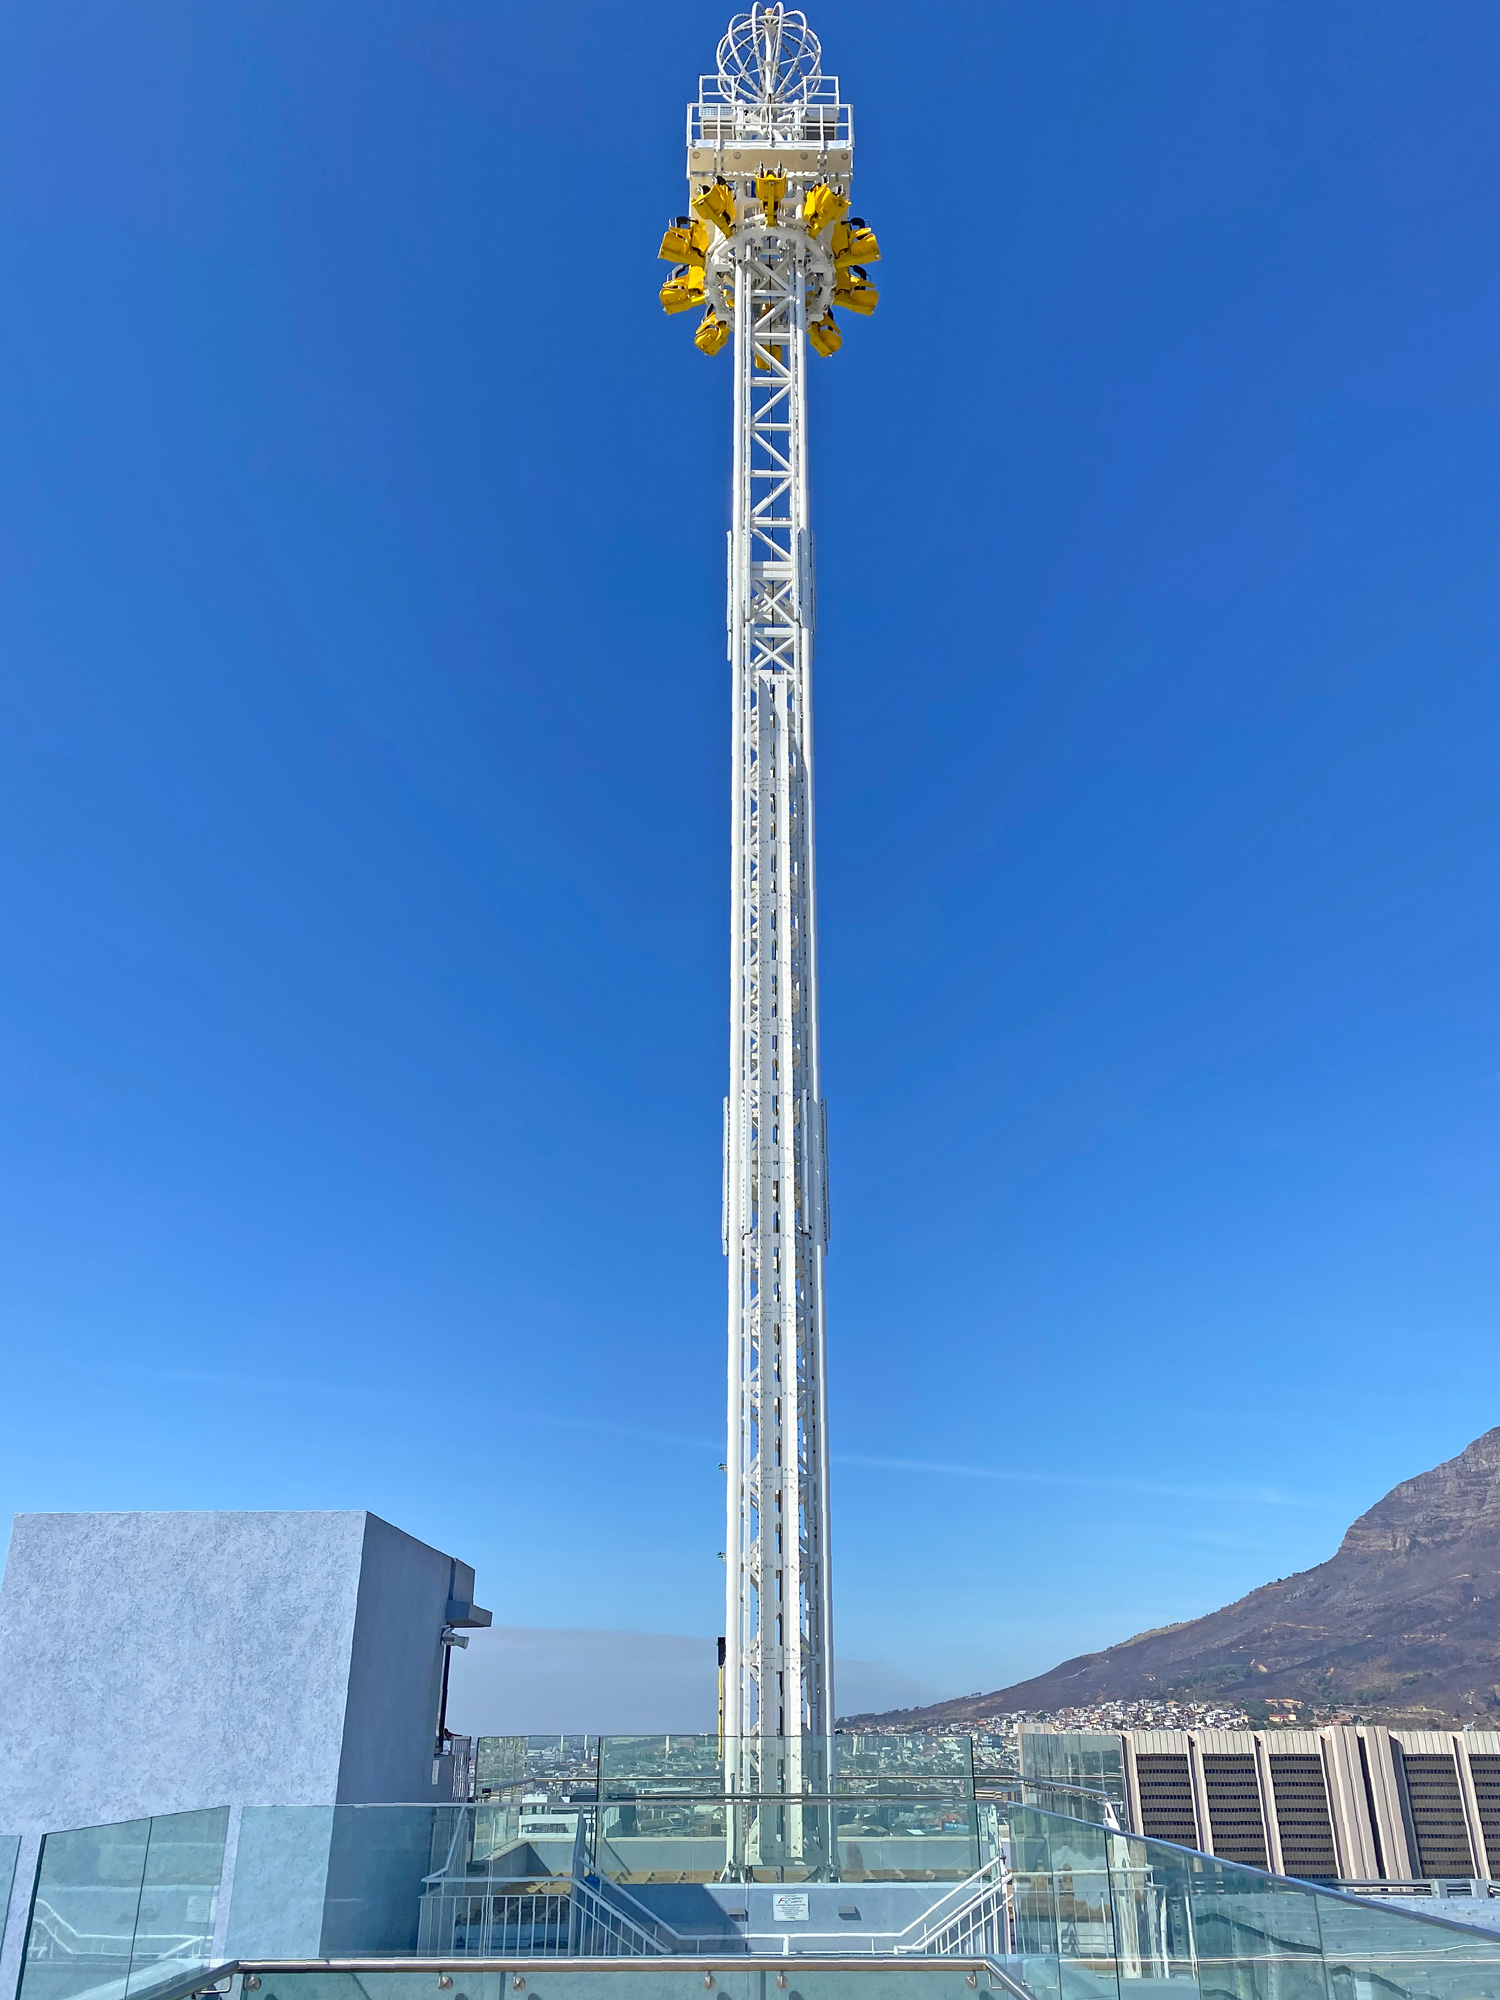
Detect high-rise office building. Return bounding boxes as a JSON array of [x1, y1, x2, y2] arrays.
[[1022, 1724, 1500, 1884]]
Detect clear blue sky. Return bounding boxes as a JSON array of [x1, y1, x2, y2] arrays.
[[2, 0, 1498, 1726]]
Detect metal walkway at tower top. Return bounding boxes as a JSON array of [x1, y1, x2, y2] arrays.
[[657, 6, 881, 1751]]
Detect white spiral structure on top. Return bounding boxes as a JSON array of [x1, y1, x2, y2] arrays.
[[716, 4, 823, 105]]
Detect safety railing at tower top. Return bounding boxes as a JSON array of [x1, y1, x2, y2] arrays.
[[687, 83, 851, 155]]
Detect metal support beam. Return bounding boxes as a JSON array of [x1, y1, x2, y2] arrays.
[[723, 218, 832, 1745]]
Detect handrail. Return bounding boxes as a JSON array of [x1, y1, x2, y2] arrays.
[[887, 1851, 1008, 1948], [568, 1875, 674, 1956], [571, 1854, 1014, 1960], [235, 1957, 1027, 1977], [578, 1874, 688, 1950], [127, 1962, 238, 2000]]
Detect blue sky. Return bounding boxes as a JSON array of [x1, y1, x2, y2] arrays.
[[3, 0, 1499, 1728]]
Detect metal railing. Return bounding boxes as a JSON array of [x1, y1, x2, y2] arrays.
[[415, 1876, 674, 1959], [230, 1956, 1036, 1987], [1343, 1879, 1500, 1900], [894, 1855, 1012, 1959]]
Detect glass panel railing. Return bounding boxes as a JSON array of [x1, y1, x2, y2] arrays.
[[127, 1809, 230, 1997], [1004, 1782, 1118, 1826], [599, 1737, 730, 1800], [597, 1737, 980, 1803], [19, 1808, 227, 2000], [223, 1807, 335, 1962], [833, 1800, 978, 1882], [595, 1799, 728, 1883], [323, 1806, 464, 1957], [971, 1735, 1021, 1784], [833, 1736, 975, 1802], [24, 1789, 1500, 1994], [1314, 1883, 1500, 1992], [1, 1833, 20, 1930], [472, 1739, 526, 1798], [1004, 1800, 1500, 2000], [473, 1736, 601, 1800], [591, 1799, 979, 1886], [229, 1805, 583, 1961], [21, 1818, 150, 2000], [1017, 1733, 1128, 1810]]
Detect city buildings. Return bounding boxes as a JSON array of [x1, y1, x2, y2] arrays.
[[1021, 1724, 1500, 1886]]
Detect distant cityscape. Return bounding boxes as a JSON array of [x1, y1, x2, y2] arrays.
[[847, 1697, 1336, 1736]]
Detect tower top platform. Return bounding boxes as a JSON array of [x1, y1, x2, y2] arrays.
[[687, 4, 851, 185]]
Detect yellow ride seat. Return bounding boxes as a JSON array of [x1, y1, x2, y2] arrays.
[[692, 179, 737, 237], [808, 313, 842, 357], [695, 309, 730, 356], [660, 265, 707, 314], [802, 183, 849, 237], [832, 268, 877, 315], [661, 217, 711, 262], [756, 164, 788, 222]]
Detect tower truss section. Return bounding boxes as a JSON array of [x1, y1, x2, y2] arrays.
[[655, 6, 881, 1756]]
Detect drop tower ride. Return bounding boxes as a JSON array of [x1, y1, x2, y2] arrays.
[[656, 6, 880, 1745]]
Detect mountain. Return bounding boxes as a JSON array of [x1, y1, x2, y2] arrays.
[[843, 1427, 1500, 1730]]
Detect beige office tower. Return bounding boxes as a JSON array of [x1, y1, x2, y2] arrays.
[[1021, 1725, 1500, 1885]]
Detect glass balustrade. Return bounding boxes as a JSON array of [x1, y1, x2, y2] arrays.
[[16, 1767, 1500, 2000], [19, 1807, 228, 2000], [1, 1833, 18, 1924], [1015, 1737, 1129, 1813], [591, 1736, 982, 1885]]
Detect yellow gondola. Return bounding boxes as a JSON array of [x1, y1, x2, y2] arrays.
[[660, 264, 706, 314], [837, 227, 879, 268], [755, 164, 788, 223], [808, 312, 842, 358], [659, 216, 711, 264], [695, 308, 730, 356], [829, 220, 880, 268], [832, 267, 877, 315], [802, 183, 848, 237], [692, 179, 736, 237]]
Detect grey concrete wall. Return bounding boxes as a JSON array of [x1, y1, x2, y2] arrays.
[[336, 1515, 453, 1805], [0, 1509, 485, 2000], [0, 1511, 370, 1835]]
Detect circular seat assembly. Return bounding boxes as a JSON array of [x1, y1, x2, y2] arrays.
[[657, 169, 880, 360]]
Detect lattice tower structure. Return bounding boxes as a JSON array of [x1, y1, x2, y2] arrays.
[[689, 8, 854, 1745]]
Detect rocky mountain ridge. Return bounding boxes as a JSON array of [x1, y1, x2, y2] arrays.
[[843, 1427, 1500, 1730]]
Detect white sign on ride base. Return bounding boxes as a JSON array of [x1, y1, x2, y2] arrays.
[[772, 1892, 810, 1922]]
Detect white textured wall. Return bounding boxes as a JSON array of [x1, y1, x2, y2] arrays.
[[0, 1508, 478, 1999], [0, 1511, 372, 1833]]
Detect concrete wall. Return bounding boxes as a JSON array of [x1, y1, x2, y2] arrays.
[[0, 1509, 487, 2000], [336, 1515, 454, 1807]]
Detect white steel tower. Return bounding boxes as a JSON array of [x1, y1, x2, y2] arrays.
[[657, 6, 880, 1744]]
